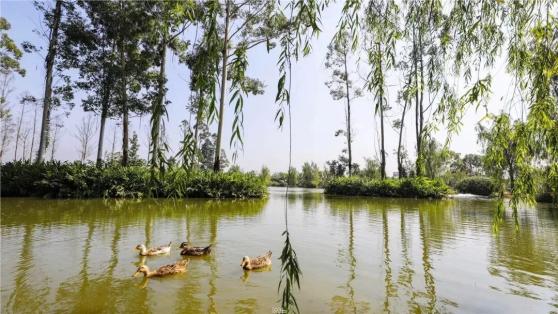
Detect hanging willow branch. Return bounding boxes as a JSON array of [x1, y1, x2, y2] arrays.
[[275, 0, 325, 312]]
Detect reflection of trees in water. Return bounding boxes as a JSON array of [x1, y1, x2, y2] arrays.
[[329, 208, 370, 313], [1, 198, 268, 227], [488, 208, 558, 305], [419, 209, 436, 312], [5, 223, 50, 312], [1, 198, 270, 312], [397, 209, 417, 310], [234, 297, 258, 312], [207, 211, 218, 313], [324, 197, 458, 312], [382, 208, 395, 312]]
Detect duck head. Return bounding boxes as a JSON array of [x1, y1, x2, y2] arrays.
[[133, 265, 149, 277], [240, 256, 250, 268], [179, 242, 189, 249], [135, 244, 146, 251]]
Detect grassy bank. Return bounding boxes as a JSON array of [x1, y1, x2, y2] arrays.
[[1, 161, 267, 199], [324, 177, 451, 199]]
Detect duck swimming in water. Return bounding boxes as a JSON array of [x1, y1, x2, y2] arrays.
[[240, 251, 272, 270], [179, 242, 212, 256], [133, 259, 189, 278], [135, 242, 172, 256]]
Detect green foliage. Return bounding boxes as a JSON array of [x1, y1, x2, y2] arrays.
[[259, 166, 271, 186], [299, 162, 321, 188], [324, 176, 451, 199], [1, 161, 266, 199], [456, 176, 496, 196], [0, 17, 25, 76]]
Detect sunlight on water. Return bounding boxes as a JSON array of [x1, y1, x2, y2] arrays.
[[1, 188, 557, 313]]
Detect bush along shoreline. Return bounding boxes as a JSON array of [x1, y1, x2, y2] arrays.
[[455, 176, 496, 196], [323, 177, 451, 199], [1, 161, 267, 199]]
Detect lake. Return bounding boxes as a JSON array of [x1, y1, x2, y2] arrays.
[[1, 188, 557, 313]]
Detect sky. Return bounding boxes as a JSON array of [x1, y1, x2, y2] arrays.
[[1, 0, 520, 174]]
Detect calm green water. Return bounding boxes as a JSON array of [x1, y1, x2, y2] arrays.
[[1, 188, 557, 313]]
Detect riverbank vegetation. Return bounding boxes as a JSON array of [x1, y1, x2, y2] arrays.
[[324, 177, 450, 199], [1, 161, 266, 199]]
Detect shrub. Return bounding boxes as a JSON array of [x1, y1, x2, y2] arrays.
[[0, 161, 266, 199], [455, 176, 496, 196], [323, 176, 451, 199]]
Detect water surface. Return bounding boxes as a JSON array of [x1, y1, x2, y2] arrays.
[[2, 188, 557, 313]]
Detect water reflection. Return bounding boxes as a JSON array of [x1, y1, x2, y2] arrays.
[[1, 194, 557, 313]]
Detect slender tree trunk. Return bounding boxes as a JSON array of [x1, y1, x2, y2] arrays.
[[397, 99, 408, 179], [111, 124, 117, 157], [36, 0, 62, 163], [412, 27, 422, 177], [119, 40, 129, 166], [14, 100, 26, 160], [96, 78, 111, 167], [378, 44, 386, 180], [213, 0, 230, 172], [193, 94, 203, 166], [418, 31, 425, 173], [50, 125, 58, 161], [343, 51, 352, 176], [30, 103, 38, 161], [151, 30, 167, 172]]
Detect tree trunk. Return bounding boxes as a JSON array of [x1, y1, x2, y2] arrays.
[[30, 103, 38, 161], [50, 125, 58, 160], [119, 40, 129, 166], [193, 94, 203, 166], [418, 30, 425, 175], [412, 27, 422, 177], [36, 0, 62, 163], [397, 99, 408, 179], [14, 100, 26, 160], [151, 31, 167, 172], [378, 44, 386, 180], [96, 80, 110, 167], [213, 0, 230, 172], [343, 51, 352, 176]]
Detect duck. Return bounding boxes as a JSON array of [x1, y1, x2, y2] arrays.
[[135, 242, 172, 256], [179, 242, 212, 256], [133, 259, 190, 278], [240, 251, 272, 270]]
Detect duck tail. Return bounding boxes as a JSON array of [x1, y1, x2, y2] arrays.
[[266, 250, 272, 258], [205, 245, 212, 253], [168, 241, 172, 247]]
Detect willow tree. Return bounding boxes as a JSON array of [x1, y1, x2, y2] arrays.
[[325, 31, 361, 176], [364, 0, 399, 179], [402, 0, 446, 177], [208, 0, 279, 172], [274, 0, 323, 310], [146, 0, 196, 175], [440, 1, 558, 211]]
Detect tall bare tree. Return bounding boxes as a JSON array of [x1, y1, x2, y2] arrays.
[[325, 31, 361, 176], [75, 115, 97, 162], [49, 119, 63, 161]]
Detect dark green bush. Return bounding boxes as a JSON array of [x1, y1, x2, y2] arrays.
[[1, 161, 266, 199], [324, 176, 451, 199], [455, 176, 496, 196]]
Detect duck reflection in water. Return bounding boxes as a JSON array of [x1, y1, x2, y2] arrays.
[[241, 266, 272, 282]]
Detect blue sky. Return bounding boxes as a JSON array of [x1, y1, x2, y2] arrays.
[[1, 0, 518, 173]]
